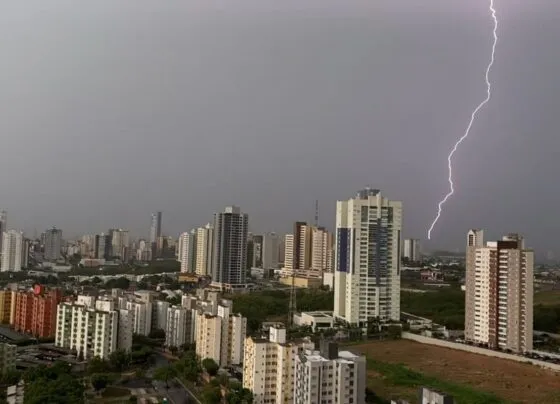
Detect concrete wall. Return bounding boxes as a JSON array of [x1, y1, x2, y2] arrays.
[[402, 332, 560, 372]]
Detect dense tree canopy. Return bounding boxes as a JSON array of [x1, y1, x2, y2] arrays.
[[23, 362, 85, 404]]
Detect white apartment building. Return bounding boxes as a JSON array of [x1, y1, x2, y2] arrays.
[[284, 234, 295, 270], [243, 326, 314, 404], [465, 231, 534, 353], [311, 227, 333, 271], [294, 342, 366, 404], [178, 231, 197, 273], [195, 299, 247, 367], [195, 312, 222, 364], [403, 238, 421, 262], [1, 231, 23, 272], [165, 306, 191, 348], [119, 299, 152, 336], [334, 188, 402, 324], [195, 224, 214, 276], [154, 300, 170, 331], [55, 298, 132, 360]]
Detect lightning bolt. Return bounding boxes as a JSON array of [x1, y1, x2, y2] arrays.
[[427, 0, 498, 240]]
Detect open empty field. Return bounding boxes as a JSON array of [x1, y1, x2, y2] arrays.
[[534, 289, 560, 306], [353, 339, 560, 404]]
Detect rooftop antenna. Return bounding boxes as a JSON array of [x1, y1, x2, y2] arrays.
[[314, 200, 319, 227]]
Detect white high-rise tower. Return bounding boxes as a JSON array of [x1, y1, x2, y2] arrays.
[[1, 230, 24, 272], [333, 188, 402, 324]]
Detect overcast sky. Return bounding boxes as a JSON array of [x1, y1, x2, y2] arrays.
[[1, 0, 559, 255]]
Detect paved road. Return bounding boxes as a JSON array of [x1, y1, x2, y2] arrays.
[[150, 352, 201, 404]]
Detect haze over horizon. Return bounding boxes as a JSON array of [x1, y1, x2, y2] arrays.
[[1, 0, 559, 255]]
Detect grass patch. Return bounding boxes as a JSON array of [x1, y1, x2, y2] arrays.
[[367, 359, 510, 404]]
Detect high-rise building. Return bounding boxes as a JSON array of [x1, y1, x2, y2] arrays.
[[0, 211, 6, 255], [403, 238, 421, 262], [243, 326, 314, 404], [95, 233, 112, 260], [212, 206, 249, 286], [464, 231, 534, 353], [110, 229, 129, 260], [310, 227, 333, 271], [294, 341, 367, 404], [262, 232, 279, 270], [284, 223, 333, 271], [44, 227, 62, 261], [195, 224, 214, 276], [334, 188, 402, 324], [251, 235, 263, 268], [150, 212, 162, 244], [1, 231, 23, 272], [178, 230, 197, 273]]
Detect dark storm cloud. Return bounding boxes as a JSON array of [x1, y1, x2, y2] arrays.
[[0, 0, 558, 256]]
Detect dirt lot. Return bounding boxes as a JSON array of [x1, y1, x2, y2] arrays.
[[353, 340, 560, 403]]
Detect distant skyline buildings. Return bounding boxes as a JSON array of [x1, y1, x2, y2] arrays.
[[44, 227, 62, 262], [149, 212, 162, 244], [1, 230, 24, 272]]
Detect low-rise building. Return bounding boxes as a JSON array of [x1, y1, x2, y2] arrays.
[[293, 311, 335, 332], [0, 343, 16, 374]]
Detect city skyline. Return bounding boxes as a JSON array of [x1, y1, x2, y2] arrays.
[[1, 0, 559, 253]]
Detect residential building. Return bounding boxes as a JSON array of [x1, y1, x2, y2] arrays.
[[0, 291, 15, 324], [403, 238, 421, 262], [195, 299, 247, 366], [464, 231, 534, 353], [311, 227, 333, 271], [122, 299, 152, 336], [44, 227, 62, 261], [334, 188, 403, 324], [55, 297, 129, 360], [195, 224, 214, 276], [195, 312, 222, 364], [153, 300, 170, 331], [284, 223, 332, 271], [243, 326, 314, 404], [6, 380, 24, 404], [178, 231, 197, 273], [262, 232, 279, 270], [294, 342, 366, 404], [165, 306, 191, 348], [13, 286, 62, 338], [1, 231, 23, 272], [420, 387, 455, 404], [0, 343, 16, 375], [212, 206, 249, 286]]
